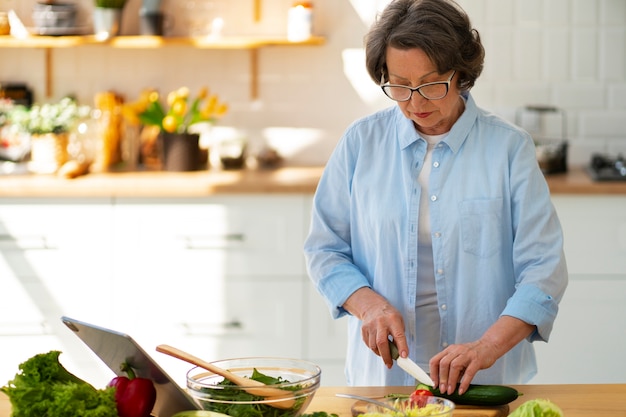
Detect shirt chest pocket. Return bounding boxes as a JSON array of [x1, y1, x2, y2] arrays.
[[459, 198, 504, 258]]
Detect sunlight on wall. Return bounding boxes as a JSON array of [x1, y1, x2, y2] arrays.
[[348, 0, 393, 27], [342, 48, 389, 107], [343, 0, 393, 108]]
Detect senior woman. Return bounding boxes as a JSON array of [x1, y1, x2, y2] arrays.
[[304, 0, 568, 395]]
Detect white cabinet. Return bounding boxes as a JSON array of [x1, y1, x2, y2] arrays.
[[301, 196, 349, 386], [0, 194, 349, 388], [551, 196, 626, 275], [108, 196, 309, 386], [0, 198, 116, 384], [529, 196, 626, 384], [0, 198, 115, 322], [304, 280, 348, 386]]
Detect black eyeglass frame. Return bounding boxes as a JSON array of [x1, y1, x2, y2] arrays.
[[380, 70, 457, 102]]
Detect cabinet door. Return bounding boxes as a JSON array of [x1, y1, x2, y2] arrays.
[[127, 278, 305, 387], [530, 276, 626, 383], [110, 195, 307, 384], [301, 196, 348, 386], [304, 281, 348, 386], [0, 198, 115, 386], [532, 196, 626, 383], [552, 196, 626, 274], [112, 196, 307, 280], [0, 198, 114, 324]]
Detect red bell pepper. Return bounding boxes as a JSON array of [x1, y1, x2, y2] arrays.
[[108, 362, 157, 417]]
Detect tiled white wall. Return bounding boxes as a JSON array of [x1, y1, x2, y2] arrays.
[[1, 0, 625, 166], [460, 0, 626, 166]]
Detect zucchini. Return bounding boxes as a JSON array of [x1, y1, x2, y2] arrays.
[[417, 383, 521, 406]]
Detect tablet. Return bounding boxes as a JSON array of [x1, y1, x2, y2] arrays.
[[61, 316, 201, 417]]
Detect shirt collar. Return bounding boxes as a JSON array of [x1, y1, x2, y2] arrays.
[[445, 92, 477, 154], [395, 92, 479, 152]]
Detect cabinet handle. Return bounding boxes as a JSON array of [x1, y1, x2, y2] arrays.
[[182, 234, 246, 250], [0, 234, 55, 250], [180, 320, 243, 336]]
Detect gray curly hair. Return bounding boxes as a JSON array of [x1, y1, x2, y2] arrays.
[[365, 0, 485, 92]]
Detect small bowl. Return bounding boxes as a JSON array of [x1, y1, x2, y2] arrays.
[[186, 357, 321, 417], [351, 396, 455, 417]]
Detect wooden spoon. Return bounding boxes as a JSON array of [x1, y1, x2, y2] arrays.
[[155, 344, 296, 409]]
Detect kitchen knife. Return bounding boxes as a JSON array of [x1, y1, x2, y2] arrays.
[[388, 339, 435, 386]]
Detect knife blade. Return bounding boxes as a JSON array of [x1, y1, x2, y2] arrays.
[[389, 339, 435, 386]]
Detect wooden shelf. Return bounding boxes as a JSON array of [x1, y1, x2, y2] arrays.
[[0, 35, 326, 98], [0, 34, 325, 49]]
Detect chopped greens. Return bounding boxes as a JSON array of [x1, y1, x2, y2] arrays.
[[195, 368, 308, 417]]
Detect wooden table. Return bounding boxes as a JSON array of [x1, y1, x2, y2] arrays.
[[2, 384, 625, 417], [305, 385, 626, 417]]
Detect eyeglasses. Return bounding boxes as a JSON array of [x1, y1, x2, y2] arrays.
[[381, 70, 456, 101]]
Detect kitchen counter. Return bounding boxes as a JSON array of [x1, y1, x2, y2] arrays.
[[2, 166, 626, 198], [1, 384, 625, 416], [307, 384, 626, 416], [0, 166, 325, 198]]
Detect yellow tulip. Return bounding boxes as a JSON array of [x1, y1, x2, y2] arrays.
[[162, 114, 179, 133], [148, 90, 160, 103], [204, 95, 218, 114], [215, 103, 228, 117], [197, 87, 209, 100], [166, 91, 177, 107], [177, 86, 190, 99], [171, 99, 187, 116]]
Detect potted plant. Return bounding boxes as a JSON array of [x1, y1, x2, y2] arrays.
[[9, 97, 90, 173], [93, 0, 128, 40], [123, 86, 228, 171]]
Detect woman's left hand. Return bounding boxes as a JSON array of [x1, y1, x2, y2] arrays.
[[429, 316, 536, 395], [428, 339, 497, 395]]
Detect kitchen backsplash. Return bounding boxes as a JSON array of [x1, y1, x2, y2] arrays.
[[0, 0, 624, 167]]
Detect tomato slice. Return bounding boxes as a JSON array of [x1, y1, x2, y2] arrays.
[[409, 389, 434, 407]]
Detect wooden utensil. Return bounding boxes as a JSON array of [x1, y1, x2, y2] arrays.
[[155, 344, 296, 409]]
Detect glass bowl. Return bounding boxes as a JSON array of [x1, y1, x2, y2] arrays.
[[351, 396, 455, 417], [186, 357, 321, 417]]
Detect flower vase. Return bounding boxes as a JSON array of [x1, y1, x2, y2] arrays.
[[93, 7, 124, 40], [29, 132, 69, 174], [159, 132, 201, 171]]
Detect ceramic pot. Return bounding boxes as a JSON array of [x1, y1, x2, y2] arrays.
[[29, 132, 69, 174], [93, 7, 123, 39], [159, 132, 201, 171]]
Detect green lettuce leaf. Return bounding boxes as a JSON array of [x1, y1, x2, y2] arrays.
[[508, 399, 564, 417]]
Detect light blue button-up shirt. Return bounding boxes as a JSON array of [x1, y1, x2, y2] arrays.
[[304, 94, 568, 386]]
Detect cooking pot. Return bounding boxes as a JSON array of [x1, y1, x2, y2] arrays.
[[32, 2, 77, 29]]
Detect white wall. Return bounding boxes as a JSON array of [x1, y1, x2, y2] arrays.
[[1, 0, 625, 166]]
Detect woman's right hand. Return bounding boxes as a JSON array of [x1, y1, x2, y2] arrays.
[[343, 287, 409, 368]]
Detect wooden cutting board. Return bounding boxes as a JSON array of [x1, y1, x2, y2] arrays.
[[454, 404, 509, 417], [348, 397, 509, 417]]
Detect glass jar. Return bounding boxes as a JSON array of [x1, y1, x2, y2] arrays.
[[0, 11, 11, 36], [287, 2, 313, 42]]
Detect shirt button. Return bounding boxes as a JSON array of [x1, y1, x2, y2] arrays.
[[437, 268, 443, 275], [433, 232, 441, 238], [430, 195, 437, 201], [441, 304, 447, 311], [442, 342, 449, 348], [433, 161, 440, 168]]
